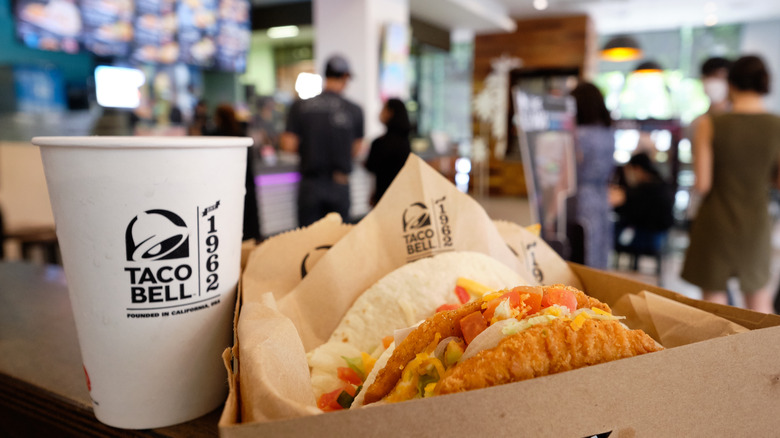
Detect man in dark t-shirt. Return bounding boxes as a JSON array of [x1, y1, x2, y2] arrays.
[[281, 54, 364, 227]]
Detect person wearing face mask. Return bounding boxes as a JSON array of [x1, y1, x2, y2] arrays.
[[681, 55, 780, 313], [686, 57, 732, 224], [700, 57, 732, 115]]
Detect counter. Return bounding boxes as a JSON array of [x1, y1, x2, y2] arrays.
[[0, 262, 219, 436]]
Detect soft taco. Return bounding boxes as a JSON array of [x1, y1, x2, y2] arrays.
[[356, 284, 663, 407], [306, 251, 529, 410]]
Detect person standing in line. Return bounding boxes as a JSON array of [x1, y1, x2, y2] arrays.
[[681, 55, 780, 313], [365, 98, 411, 206], [686, 57, 732, 223], [281, 54, 364, 227], [570, 82, 615, 270]]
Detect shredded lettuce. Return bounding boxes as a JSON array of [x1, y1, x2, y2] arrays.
[[501, 314, 557, 336], [340, 355, 365, 380]]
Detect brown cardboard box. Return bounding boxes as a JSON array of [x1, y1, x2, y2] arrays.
[[219, 263, 780, 437], [219, 156, 780, 436]]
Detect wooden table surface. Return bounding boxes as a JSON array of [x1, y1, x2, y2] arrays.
[[0, 261, 221, 437]]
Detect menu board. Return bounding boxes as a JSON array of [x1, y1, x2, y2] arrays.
[[14, 0, 251, 72], [81, 0, 134, 57], [15, 0, 82, 53], [132, 0, 179, 64], [215, 0, 250, 72], [177, 0, 218, 68]]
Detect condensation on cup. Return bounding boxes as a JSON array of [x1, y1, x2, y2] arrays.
[[32, 136, 253, 429]]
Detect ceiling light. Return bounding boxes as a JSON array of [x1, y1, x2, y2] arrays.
[[533, 0, 548, 11], [705, 14, 718, 26], [601, 35, 643, 62], [633, 60, 663, 74], [295, 72, 322, 99], [267, 25, 300, 39]]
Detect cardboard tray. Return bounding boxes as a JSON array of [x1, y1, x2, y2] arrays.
[[219, 264, 780, 437]]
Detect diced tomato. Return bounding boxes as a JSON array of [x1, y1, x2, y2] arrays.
[[337, 366, 363, 385], [317, 388, 344, 412], [454, 285, 471, 304], [459, 311, 488, 344], [482, 290, 522, 321], [513, 286, 542, 315], [502, 290, 521, 307], [541, 287, 578, 312], [382, 335, 394, 349], [436, 303, 460, 313], [482, 297, 503, 322]]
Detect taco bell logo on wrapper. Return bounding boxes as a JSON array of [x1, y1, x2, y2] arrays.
[[402, 197, 453, 260], [402, 203, 431, 231], [122, 202, 224, 319]]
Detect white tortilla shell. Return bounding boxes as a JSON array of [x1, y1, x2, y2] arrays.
[[307, 251, 526, 398]]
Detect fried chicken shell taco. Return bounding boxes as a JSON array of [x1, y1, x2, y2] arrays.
[[356, 284, 663, 406]]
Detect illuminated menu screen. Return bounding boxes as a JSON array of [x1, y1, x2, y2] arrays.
[[15, 0, 82, 53], [176, 0, 218, 68], [132, 0, 179, 64], [14, 0, 251, 72], [81, 0, 134, 57], [215, 0, 250, 72]]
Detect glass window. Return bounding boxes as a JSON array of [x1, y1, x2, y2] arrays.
[[596, 24, 742, 124]]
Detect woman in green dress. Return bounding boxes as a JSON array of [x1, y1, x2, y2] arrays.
[[682, 55, 780, 313]]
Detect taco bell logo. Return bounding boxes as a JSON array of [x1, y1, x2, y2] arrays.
[[402, 198, 453, 258], [402, 202, 431, 232], [124, 209, 194, 305], [402, 202, 436, 255], [125, 210, 189, 261]]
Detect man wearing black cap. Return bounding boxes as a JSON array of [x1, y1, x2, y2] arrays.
[[281, 54, 365, 227]]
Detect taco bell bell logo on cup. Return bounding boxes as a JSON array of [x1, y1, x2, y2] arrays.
[[32, 136, 252, 429]]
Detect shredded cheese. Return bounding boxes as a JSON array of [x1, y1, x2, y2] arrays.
[[424, 382, 437, 398], [570, 312, 591, 331], [456, 277, 494, 297], [361, 352, 376, 376]]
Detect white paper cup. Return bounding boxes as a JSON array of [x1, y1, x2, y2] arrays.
[[32, 136, 252, 429]]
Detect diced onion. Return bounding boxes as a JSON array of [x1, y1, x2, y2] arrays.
[[459, 315, 558, 363], [433, 336, 460, 361], [459, 319, 516, 362]]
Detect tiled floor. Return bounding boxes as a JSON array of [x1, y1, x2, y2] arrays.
[[476, 194, 780, 308]]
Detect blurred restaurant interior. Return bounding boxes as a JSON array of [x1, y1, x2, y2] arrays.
[[1, 0, 780, 305]]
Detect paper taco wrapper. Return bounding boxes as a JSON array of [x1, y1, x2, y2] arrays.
[[238, 293, 321, 422], [242, 213, 352, 303], [612, 290, 749, 348], [493, 219, 583, 290]]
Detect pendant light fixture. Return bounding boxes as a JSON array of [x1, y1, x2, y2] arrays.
[[601, 35, 643, 62], [633, 60, 663, 74]]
